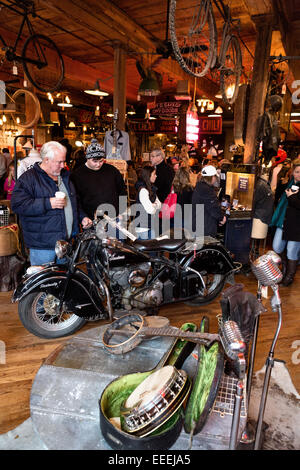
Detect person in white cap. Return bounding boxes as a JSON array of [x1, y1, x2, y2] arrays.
[[192, 165, 226, 237]]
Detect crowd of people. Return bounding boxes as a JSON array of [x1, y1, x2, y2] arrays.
[[0, 137, 297, 288]]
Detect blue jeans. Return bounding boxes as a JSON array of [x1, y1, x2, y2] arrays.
[[137, 229, 156, 240], [272, 228, 300, 260], [29, 249, 66, 266]]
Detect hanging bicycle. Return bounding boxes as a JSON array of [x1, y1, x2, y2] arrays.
[[169, 0, 242, 105], [0, 0, 64, 93]]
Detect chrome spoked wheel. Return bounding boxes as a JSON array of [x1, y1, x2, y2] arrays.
[[18, 291, 86, 339]]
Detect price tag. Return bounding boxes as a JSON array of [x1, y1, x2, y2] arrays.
[[261, 285, 268, 299]]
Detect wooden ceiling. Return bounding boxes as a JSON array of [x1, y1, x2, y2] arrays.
[[0, 0, 299, 109]]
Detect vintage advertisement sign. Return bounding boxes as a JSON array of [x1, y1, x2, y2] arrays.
[[129, 119, 177, 134], [150, 101, 182, 116]]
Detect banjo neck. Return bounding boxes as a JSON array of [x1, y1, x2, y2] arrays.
[[141, 326, 219, 345]]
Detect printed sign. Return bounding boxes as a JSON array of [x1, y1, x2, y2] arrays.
[[150, 101, 182, 116], [238, 176, 249, 191]]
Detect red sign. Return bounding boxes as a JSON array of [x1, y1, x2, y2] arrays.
[[78, 109, 93, 124], [157, 119, 177, 134], [199, 116, 222, 134], [129, 120, 156, 133]]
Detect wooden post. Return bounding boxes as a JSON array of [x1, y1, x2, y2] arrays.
[[113, 42, 127, 131], [24, 75, 38, 146], [244, 15, 273, 164]]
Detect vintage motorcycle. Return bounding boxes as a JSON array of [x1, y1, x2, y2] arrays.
[[12, 214, 240, 339]]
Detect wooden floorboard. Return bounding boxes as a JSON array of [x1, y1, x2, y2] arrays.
[[0, 270, 299, 434]]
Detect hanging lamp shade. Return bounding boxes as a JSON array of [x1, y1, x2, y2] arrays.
[[138, 76, 160, 97], [23, 139, 33, 150], [57, 94, 73, 108], [84, 80, 109, 97]]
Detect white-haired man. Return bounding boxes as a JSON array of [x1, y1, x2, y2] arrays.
[[11, 141, 92, 265]]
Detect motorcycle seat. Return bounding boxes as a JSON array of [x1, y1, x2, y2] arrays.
[[133, 237, 187, 253]]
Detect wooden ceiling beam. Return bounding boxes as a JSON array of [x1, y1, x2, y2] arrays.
[[42, 0, 160, 55], [40, 0, 218, 102], [242, 0, 273, 16]]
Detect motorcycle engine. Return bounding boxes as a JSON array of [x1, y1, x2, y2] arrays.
[[108, 262, 163, 310]]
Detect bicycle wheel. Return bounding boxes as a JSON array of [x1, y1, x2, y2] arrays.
[[219, 34, 242, 105], [169, 0, 217, 78], [22, 34, 64, 93], [11, 88, 41, 128]]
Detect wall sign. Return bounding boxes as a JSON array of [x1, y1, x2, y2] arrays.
[[150, 101, 182, 116], [129, 119, 177, 134], [199, 116, 222, 134], [238, 176, 249, 191]]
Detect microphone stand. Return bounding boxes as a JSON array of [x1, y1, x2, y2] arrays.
[[240, 281, 265, 446], [229, 357, 245, 450], [254, 284, 282, 450]]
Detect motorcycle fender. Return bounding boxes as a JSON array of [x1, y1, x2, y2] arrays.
[[12, 265, 106, 318], [182, 245, 236, 275]]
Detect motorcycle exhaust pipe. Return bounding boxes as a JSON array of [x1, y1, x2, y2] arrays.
[[100, 279, 114, 323]]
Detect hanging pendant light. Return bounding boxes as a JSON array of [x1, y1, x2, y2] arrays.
[[84, 80, 109, 97], [57, 93, 73, 108]]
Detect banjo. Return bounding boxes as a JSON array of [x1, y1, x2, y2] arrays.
[[120, 365, 191, 437], [100, 319, 199, 443], [102, 313, 220, 355]]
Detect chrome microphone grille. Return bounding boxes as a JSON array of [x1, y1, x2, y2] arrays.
[[251, 254, 283, 286]]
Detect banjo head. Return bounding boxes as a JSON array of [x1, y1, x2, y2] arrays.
[[99, 369, 183, 450], [121, 365, 191, 437]]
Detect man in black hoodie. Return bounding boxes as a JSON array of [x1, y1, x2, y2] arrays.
[[71, 139, 127, 220]]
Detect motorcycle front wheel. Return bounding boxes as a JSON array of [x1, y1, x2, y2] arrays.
[[18, 291, 87, 339], [185, 273, 225, 306]]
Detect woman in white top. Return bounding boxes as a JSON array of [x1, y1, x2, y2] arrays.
[[134, 165, 161, 239], [17, 149, 42, 178]]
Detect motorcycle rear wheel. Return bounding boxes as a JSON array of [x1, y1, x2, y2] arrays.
[[185, 273, 225, 306], [18, 291, 87, 339]]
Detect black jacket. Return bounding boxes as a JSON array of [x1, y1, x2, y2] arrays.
[[283, 184, 300, 241], [154, 160, 175, 203], [71, 163, 127, 219], [252, 177, 274, 225], [192, 180, 223, 237]]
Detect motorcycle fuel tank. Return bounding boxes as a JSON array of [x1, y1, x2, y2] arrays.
[[103, 241, 149, 268]]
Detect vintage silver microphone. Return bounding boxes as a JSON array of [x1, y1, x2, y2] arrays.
[[219, 320, 246, 360], [250, 253, 283, 449], [251, 253, 283, 287]]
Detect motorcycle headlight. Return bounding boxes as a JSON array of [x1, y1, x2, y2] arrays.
[[55, 240, 71, 259]]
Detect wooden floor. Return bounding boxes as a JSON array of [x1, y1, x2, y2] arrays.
[[0, 270, 299, 435]]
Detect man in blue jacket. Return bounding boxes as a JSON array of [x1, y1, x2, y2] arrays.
[[11, 141, 92, 265]]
